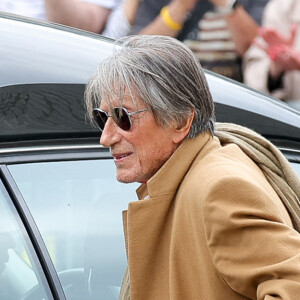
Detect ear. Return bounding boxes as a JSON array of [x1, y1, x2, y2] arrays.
[[172, 110, 195, 144]]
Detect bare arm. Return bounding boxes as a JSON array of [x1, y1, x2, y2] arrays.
[[138, 0, 257, 53], [139, 0, 199, 36], [123, 0, 140, 26], [225, 6, 259, 56], [211, 0, 259, 56], [45, 0, 111, 33]]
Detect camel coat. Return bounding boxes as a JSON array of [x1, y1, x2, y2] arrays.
[[122, 132, 300, 299], [243, 0, 300, 103]]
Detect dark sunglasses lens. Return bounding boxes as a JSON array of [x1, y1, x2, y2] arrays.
[[113, 108, 131, 131], [93, 110, 107, 131]]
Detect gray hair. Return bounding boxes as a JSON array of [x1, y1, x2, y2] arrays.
[[85, 35, 215, 138]]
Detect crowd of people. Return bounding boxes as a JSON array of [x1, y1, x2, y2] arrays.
[[1, 0, 299, 107]]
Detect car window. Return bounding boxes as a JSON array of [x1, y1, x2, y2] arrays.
[[8, 159, 138, 300], [291, 162, 300, 176], [0, 179, 53, 300], [0, 84, 93, 142]]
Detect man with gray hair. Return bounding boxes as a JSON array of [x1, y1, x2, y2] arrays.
[[85, 35, 300, 299]]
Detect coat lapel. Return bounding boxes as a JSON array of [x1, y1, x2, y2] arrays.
[[123, 132, 212, 299]]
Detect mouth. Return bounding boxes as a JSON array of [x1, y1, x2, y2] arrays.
[[113, 152, 132, 163]]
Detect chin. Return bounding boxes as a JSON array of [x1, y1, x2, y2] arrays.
[[116, 173, 138, 184], [116, 169, 152, 184], [117, 178, 134, 184]]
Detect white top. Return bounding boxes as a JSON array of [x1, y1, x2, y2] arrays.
[[0, 0, 117, 20], [101, 1, 131, 39], [0, 0, 132, 40]]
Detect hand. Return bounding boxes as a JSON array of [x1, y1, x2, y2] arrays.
[[258, 44, 300, 78], [254, 24, 300, 77], [270, 45, 300, 71], [258, 24, 297, 48]]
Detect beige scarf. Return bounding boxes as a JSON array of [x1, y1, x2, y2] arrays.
[[215, 122, 300, 231], [119, 122, 300, 299]]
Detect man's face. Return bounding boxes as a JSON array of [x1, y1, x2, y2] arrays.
[[99, 95, 180, 183]]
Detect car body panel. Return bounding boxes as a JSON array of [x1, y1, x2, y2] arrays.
[[0, 13, 115, 87], [1, 13, 299, 149]]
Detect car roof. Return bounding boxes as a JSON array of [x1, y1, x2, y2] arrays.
[[0, 12, 116, 87], [0, 12, 299, 149]]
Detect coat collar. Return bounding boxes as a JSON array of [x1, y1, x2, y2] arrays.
[[124, 131, 214, 299], [136, 131, 212, 200]]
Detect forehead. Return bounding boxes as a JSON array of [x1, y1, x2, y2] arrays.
[[100, 87, 144, 110]]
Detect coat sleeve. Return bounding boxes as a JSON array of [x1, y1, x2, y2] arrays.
[[202, 175, 300, 300]]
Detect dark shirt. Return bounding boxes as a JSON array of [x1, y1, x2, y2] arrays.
[[130, 0, 211, 37], [131, 0, 269, 82], [240, 0, 269, 24]]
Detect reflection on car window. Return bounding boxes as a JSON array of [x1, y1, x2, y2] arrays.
[[0, 84, 92, 142], [9, 159, 138, 300], [0, 180, 53, 300]]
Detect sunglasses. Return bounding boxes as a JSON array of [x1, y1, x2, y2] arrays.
[[92, 107, 149, 131]]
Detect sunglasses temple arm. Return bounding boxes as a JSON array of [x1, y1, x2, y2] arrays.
[[129, 108, 149, 116]]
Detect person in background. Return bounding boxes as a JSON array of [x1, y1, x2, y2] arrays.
[[45, 0, 140, 38], [243, 0, 300, 109], [0, 0, 118, 33], [85, 34, 300, 300], [0, 0, 141, 38], [183, 0, 262, 81], [44, 0, 115, 33], [127, 0, 268, 82]]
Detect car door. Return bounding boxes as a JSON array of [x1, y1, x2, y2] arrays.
[[2, 157, 138, 300], [1, 79, 138, 300]]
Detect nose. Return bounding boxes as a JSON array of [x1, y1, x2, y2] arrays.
[[99, 117, 121, 147]]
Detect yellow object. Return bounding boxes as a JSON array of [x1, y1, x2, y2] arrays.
[[160, 6, 183, 31]]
